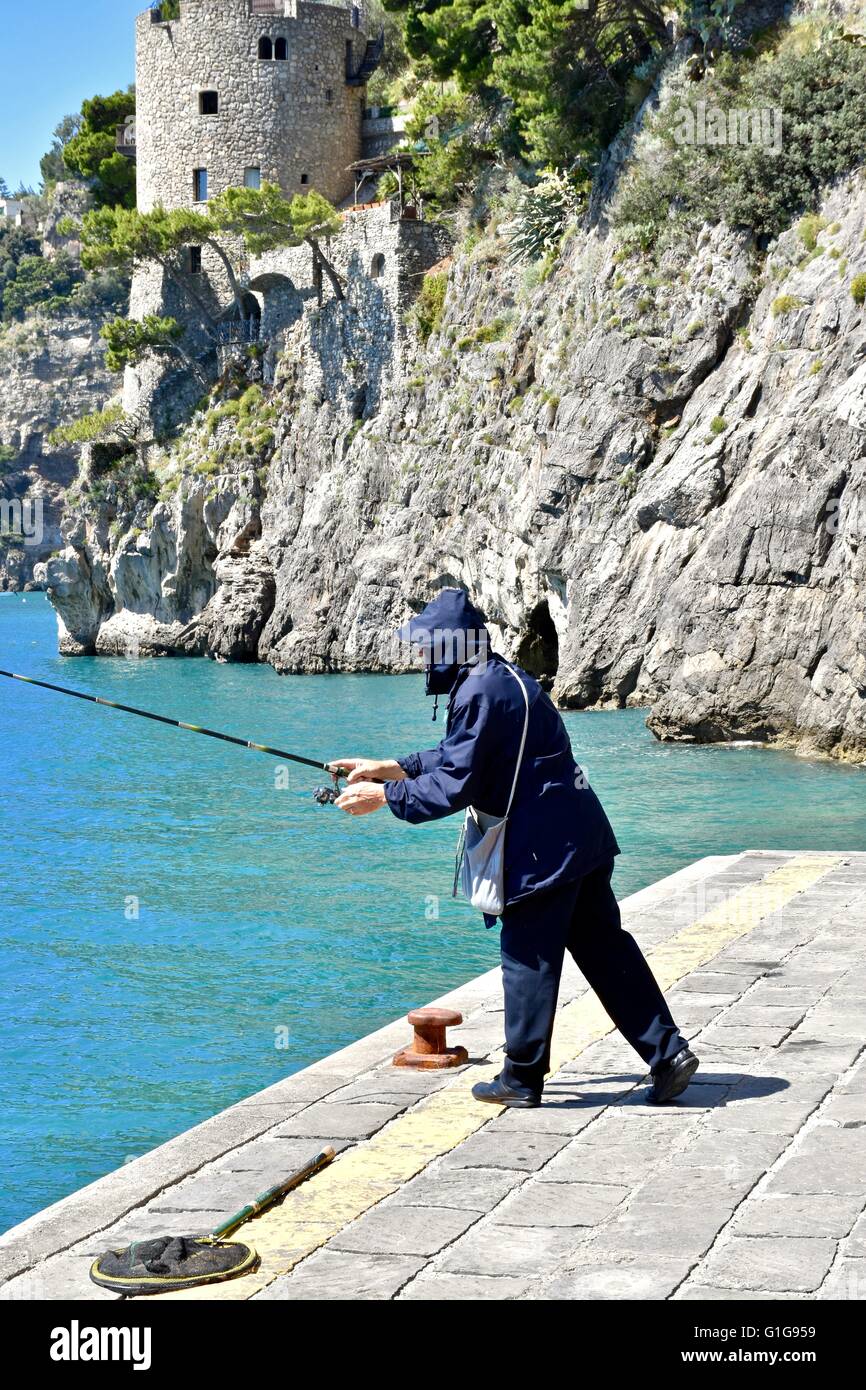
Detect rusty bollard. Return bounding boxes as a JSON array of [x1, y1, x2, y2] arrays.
[[393, 1006, 468, 1070]]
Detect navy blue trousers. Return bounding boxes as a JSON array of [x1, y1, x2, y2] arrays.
[[499, 861, 687, 1097]]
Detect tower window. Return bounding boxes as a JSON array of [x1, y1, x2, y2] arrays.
[[274, 37, 287, 61], [244, 167, 261, 190], [370, 253, 385, 279], [325, 88, 333, 104], [199, 91, 219, 115], [188, 246, 202, 274], [300, 173, 309, 185], [258, 36, 272, 60], [193, 168, 208, 202]]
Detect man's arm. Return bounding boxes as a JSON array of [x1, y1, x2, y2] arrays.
[[395, 745, 447, 779], [383, 693, 492, 824]]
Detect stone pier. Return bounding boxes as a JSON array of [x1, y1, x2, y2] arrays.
[[2, 850, 865, 1301]]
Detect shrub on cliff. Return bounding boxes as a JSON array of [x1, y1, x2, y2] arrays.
[[612, 35, 866, 247], [411, 270, 448, 343]]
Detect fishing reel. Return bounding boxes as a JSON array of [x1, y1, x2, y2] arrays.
[[312, 766, 346, 806]]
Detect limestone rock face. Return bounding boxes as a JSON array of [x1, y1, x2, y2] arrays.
[[45, 169, 866, 761], [0, 312, 115, 590]]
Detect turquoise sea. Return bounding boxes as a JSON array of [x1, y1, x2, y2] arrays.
[[1, 592, 864, 1232]]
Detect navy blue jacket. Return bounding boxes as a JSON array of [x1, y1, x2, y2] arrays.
[[384, 592, 619, 912]]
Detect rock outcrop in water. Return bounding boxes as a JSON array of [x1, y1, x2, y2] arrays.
[[42, 13, 866, 763]]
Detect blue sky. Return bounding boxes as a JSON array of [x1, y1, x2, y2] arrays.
[[0, 1, 143, 191]]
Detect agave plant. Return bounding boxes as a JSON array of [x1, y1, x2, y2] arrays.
[[502, 170, 582, 266]]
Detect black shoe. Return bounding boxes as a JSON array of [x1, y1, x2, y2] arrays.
[[648, 1047, 699, 1104], [472, 1075, 541, 1108]]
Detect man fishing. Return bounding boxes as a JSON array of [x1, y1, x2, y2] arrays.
[[330, 588, 699, 1108]]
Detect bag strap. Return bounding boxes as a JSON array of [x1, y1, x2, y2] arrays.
[[502, 663, 530, 819]]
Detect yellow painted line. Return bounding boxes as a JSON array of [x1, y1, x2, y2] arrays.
[[149, 854, 839, 1300]]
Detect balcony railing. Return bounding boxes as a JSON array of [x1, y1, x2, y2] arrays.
[[116, 120, 137, 158], [249, 1, 365, 21]]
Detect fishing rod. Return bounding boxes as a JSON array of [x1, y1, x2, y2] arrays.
[[0, 668, 346, 804]]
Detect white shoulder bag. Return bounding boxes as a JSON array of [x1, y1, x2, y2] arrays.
[[454, 664, 530, 916]]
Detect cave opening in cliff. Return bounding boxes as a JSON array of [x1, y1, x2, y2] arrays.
[[515, 601, 559, 690]]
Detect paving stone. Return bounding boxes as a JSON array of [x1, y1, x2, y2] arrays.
[[674, 1285, 805, 1301], [440, 1130, 570, 1172], [329, 1072, 452, 1103], [816, 1258, 866, 1300], [538, 1132, 680, 1186], [676, 972, 756, 994], [838, 1062, 866, 1095], [708, 1101, 823, 1135], [615, 1083, 730, 1114], [820, 1093, 866, 1125], [677, 1129, 788, 1173], [697, 1236, 837, 1292], [766, 1128, 866, 1195], [398, 1271, 530, 1300], [493, 1180, 630, 1228], [773, 1040, 863, 1074], [437, 1222, 589, 1276], [328, 1203, 479, 1256], [732, 1194, 862, 1239], [213, 1134, 351, 1174], [534, 1257, 694, 1300], [272, 1102, 404, 1139], [0, 1255, 117, 1302], [588, 1200, 736, 1259], [397, 1165, 524, 1212], [637, 1166, 760, 1207], [747, 987, 830, 1008], [719, 1004, 810, 1028], [255, 1249, 425, 1300], [486, 1102, 600, 1136], [727, 1074, 834, 1103], [843, 1210, 866, 1257], [698, 1023, 796, 1048]]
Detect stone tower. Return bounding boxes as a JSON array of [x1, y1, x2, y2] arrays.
[[135, 0, 376, 214]]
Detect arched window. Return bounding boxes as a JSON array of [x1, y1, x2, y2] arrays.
[[370, 253, 385, 279], [274, 37, 287, 60], [258, 36, 272, 60]]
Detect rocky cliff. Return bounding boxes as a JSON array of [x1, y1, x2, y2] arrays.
[[42, 21, 866, 763], [0, 310, 116, 590]]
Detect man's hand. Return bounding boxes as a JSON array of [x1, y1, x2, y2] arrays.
[[328, 757, 406, 784], [335, 781, 388, 816]]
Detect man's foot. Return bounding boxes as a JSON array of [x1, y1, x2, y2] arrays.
[[647, 1047, 699, 1104], [472, 1075, 541, 1108]]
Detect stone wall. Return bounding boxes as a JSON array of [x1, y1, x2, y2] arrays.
[[136, 0, 370, 214]]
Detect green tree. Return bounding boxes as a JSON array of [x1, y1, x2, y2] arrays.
[[63, 89, 136, 208], [0, 223, 41, 318], [80, 184, 345, 384], [384, 2, 750, 166], [80, 203, 250, 336], [40, 113, 83, 187], [210, 183, 345, 300], [99, 314, 209, 385], [1, 252, 82, 321]]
